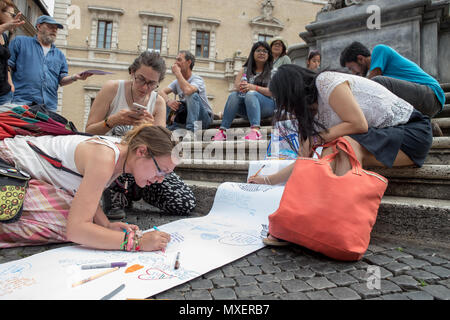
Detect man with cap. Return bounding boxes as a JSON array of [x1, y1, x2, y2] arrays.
[[8, 15, 92, 111]]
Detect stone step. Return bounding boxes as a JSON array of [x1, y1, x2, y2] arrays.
[[433, 117, 450, 135], [177, 137, 450, 165], [183, 180, 450, 245], [206, 114, 450, 137], [437, 104, 450, 118], [440, 82, 450, 92], [175, 161, 450, 200]]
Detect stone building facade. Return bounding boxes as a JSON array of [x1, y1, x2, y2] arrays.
[[51, 0, 325, 129]]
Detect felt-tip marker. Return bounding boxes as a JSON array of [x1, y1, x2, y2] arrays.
[[81, 262, 127, 270], [174, 252, 181, 270]]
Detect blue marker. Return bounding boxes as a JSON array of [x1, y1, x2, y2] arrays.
[[153, 226, 160, 231]]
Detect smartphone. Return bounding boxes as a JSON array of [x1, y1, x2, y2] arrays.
[[131, 102, 146, 113]]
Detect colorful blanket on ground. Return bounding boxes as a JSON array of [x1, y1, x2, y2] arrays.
[[0, 104, 78, 140]]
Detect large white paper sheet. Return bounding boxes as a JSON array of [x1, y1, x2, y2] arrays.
[[0, 182, 284, 300]]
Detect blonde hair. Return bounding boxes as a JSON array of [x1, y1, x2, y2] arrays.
[[121, 124, 176, 157]]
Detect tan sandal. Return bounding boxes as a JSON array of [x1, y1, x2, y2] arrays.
[[263, 234, 289, 246]]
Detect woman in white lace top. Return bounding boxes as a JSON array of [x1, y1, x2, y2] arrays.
[[249, 64, 432, 180], [248, 64, 432, 246]]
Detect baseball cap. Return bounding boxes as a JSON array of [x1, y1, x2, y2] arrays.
[[35, 15, 63, 29]]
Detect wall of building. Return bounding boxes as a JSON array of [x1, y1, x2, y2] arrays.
[[53, 0, 324, 129]]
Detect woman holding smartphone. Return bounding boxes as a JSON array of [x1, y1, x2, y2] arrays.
[[85, 51, 196, 219]]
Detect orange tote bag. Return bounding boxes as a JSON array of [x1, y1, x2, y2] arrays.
[[268, 137, 388, 261]]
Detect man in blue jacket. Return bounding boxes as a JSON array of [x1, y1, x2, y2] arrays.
[[340, 41, 445, 136], [8, 15, 91, 111]]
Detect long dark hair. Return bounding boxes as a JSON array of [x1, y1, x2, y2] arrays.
[[243, 41, 273, 87], [269, 64, 327, 147]]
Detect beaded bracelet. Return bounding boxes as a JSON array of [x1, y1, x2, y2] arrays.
[[133, 231, 142, 251], [126, 231, 135, 252], [120, 230, 128, 251]]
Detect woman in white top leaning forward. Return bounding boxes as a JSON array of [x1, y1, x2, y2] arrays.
[[248, 65, 433, 244], [85, 51, 195, 219], [0, 124, 173, 250]]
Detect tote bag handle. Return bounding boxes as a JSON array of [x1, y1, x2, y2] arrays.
[[318, 137, 362, 176]]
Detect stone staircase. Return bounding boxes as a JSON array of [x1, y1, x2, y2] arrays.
[[165, 84, 450, 248]]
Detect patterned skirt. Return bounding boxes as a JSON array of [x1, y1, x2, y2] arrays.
[[0, 142, 72, 248]]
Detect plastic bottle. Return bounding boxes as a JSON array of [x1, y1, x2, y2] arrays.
[[239, 73, 248, 97]]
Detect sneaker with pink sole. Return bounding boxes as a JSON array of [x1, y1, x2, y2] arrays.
[[212, 129, 227, 141], [244, 130, 262, 140]]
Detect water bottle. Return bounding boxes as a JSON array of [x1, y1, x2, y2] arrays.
[[239, 73, 248, 97]]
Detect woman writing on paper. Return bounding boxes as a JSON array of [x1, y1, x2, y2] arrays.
[[0, 124, 174, 251], [85, 51, 195, 219], [248, 65, 432, 245]]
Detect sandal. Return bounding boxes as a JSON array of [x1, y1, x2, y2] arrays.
[[263, 233, 289, 246]]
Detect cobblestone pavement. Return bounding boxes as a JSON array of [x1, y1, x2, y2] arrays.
[[1, 207, 449, 301]]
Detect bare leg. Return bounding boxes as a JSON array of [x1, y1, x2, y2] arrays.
[[321, 136, 415, 176]]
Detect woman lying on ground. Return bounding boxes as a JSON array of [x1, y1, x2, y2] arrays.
[[248, 64, 432, 245], [85, 51, 195, 219], [0, 124, 175, 251]]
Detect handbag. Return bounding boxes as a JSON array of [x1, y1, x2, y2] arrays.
[[167, 101, 187, 126], [268, 137, 388, 261], [0, 158, 30, 223]]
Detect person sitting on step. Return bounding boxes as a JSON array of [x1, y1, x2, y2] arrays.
[[85, 51, 196, 219], [212, 41, 276, 141], [248, 65, 432, 246], [340, 41, 445, 136]]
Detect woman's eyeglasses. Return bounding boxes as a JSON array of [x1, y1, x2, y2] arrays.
[[149, 153, 168, 178], [4, 11, 17, 18], [255, 49, 269, 54], [134, 75, 159, 89]]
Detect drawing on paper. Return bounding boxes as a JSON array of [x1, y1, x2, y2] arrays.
[[0, 181, 285, 299], [0, 277, 36, 297], [0, 262, 32, 279], [201, 233, 220, 240], [169, 232, 185, 244], [138, 268, 175, 281], [237, 184, 273, 193], [219, 232, 261, 246]]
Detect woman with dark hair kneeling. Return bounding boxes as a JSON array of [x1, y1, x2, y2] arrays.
[[248, 64, 432, 245], [212, 41, 275, 141], [0, 125, 174, 251]]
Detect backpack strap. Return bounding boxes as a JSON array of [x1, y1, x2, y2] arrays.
[[26, 140, 83, 178]]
